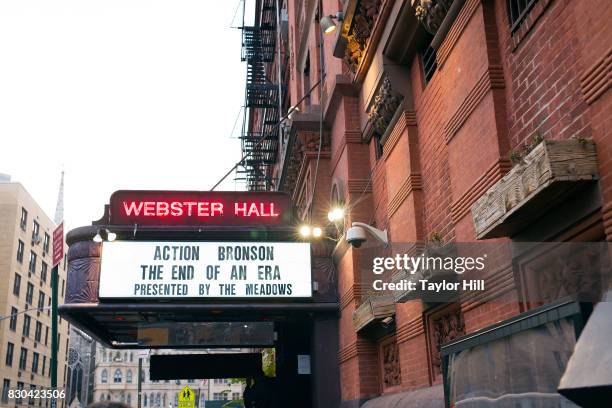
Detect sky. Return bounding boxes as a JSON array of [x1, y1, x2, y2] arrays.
[[0, 0, 249, 229]]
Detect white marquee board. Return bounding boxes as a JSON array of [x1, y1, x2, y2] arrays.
[[99, 241, 312, 298]]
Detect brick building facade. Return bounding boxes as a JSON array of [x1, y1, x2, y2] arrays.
[[240, 0, 611, 406]]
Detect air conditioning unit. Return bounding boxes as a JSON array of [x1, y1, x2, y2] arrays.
[[32, 235, 41, 245], [18, 371, 22, 378], [30, 374, 34, 381]]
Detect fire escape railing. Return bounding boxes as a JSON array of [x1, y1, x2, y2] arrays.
[[239, 0, 285, 191]]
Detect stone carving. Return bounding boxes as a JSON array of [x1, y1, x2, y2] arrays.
[[430, 310, 465, 380], [368, 74, 402, 137], [414, 0, 454, 35], [344, 0, 382, 73], [382, 341, 401, 388]]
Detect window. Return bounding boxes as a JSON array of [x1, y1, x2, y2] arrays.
[[20, 208, 27, 230], [26, 283, 34, 304], [144, 394, 147, 407], [32, 352, 39, 374], [420, 34, 437, 84], [61, 279, 65, 298], [44, 326, 49, 345], [13, 273, 21, 297], [126, 370, 133, 383], [233, 392, 241, 400], [42, 356, 46, 376], [22, 315, 31, 337], [29, 384, 35, 406], [101, 369, 108, 383], [18, 347, 27, 370], [16, 240, 24, 263], [43, 233, 50, 254], [113, 369, 122, 383], [16, 382, 24, 405], [32, 221, 40, 243], [38, 291, 46, 311], [28, 251, 37, 274], [41, 262, 48, 283], [1, 379, 9, 403], [507, 0, 539, 31], [5, 343, 14, 366], [9, 307, 18, 331], [100, 394, 105, 402], [127, 394, 131, 405]]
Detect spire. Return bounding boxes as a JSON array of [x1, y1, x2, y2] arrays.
[[54, 170, 64, 224]]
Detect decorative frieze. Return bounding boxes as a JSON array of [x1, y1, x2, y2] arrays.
[[368, 74, 403, 138], [428, 309, 465, 382], [471, 139, 599, 240], [344, 0, 383, 73], [381, 341, 402, 388], [413, 0, 454, 35]]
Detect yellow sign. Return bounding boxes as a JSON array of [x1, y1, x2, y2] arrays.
[[178, 385, 196, 408]]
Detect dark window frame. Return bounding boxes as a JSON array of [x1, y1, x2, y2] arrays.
[[9, 307, 18, 332], [22, 315, 31, 337], [20, 208, 27, 231], [28, 251, 37, 274], [18, 347, 27, 371], [507, 0, 539, 32], [13, 273, 21, 297], [16, 240, 24, 263], [5, 343, 14, 367], [26, 282, 34, 305]]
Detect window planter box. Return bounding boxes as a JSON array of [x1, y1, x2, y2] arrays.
[[471, 139, 598, 240], [353, 294, 395, 333]]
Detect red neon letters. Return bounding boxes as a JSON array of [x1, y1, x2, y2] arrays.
[[109, 191, 291, 226]]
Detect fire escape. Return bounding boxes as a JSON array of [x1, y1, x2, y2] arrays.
[[238, 0, 285, 191]]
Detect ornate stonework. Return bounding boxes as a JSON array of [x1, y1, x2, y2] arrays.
[[344, 0, 383, 73], [382, 341, 401, 388], [368, 74, 402, 137], [414, 0, 453, 35], [429, 309, 465, 381]]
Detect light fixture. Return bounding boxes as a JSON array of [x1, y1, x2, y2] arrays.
[[299, 225, 312, 238], [320, 15, 338, 34], [106, 229, 117, 242], [327, 207, 345, 222], [287, 105, 300, 120], [312, 227, 323, 238], [93, 229, 103, 243]]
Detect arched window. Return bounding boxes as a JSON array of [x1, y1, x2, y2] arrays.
[[156, 393, 161, 406], [126, 369, 133, 383], [127, 394, 131, 405], [120, 393, 125, 402], [107, 394, 111, 400], [150, 393, 154, 406], [144, 394, 148, 407], [99, 394, 104, 401], [101, 369, 108, 383], [113, 369, 122, 383]]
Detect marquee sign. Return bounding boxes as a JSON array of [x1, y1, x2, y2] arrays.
[[99, 241, 312, 298], [108, 190, 293, 226]]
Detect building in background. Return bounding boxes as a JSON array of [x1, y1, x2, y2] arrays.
[[239, 0, 611, 406], [0, 179, 70, 407], [66, 328, 95, 407], [92, 345, 245, 407]]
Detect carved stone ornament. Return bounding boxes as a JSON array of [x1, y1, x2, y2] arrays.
[[368, 74, 402, 137], [344, 0, 382, 73], [382, 341, 402, 388], [414, 0, 454, 35], [430, 310, 465, 380]]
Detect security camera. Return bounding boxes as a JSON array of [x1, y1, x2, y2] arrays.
[[345, 222, 389, 248], [346, 225, 367, 248]]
